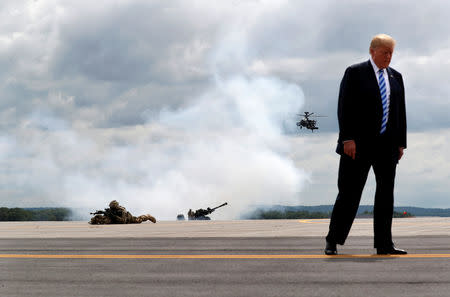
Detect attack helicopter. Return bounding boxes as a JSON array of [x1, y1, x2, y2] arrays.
[[296, 112, 326, 132]]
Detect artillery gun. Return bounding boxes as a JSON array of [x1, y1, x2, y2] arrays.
[[187, 202, 228, 220]]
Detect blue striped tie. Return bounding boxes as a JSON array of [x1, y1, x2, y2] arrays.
[[378, 69, 388, 134]]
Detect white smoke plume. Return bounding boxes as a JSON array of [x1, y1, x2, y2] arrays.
[[3, 1, 307, 220], [8, 76, 306, 220]]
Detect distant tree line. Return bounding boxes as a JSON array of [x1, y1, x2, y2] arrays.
[[0, 207, 72, 221], [246, 205, 450, 218], [393, 211, 414, 218], [247, 209, 414, 219], [247, 210, 331, 219], [360, 210, 414, 218]]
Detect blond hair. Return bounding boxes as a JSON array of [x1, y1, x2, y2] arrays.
[[370, 34, 396, 50]]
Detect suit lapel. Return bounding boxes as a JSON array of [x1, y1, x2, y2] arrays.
[[386, 68, 398, 106], [386, 68, 398, 94], [365, 60, 381, 99]]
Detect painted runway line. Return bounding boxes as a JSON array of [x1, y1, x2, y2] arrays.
[[1, 254, 450, 259]]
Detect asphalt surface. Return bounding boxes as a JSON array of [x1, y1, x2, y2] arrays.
[[1, 219, 450, 297]]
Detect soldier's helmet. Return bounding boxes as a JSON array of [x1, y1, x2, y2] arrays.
[[109, 200, 120, 209]]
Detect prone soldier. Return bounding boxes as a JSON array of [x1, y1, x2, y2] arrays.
[[89, 200, 156, 225]]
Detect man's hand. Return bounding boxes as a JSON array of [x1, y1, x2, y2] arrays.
[[399, 147, 404, 160], [343, 140, 356, 160]]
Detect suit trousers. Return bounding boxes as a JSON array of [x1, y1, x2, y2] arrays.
[[326, 136, 398, 248]]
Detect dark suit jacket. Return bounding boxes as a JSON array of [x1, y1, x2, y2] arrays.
[[336, 60, 407, 157]]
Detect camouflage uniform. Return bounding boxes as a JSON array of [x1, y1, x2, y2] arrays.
[[187, 209, 195, 220], [89, 215, 112, 224], [89, 200, 156, 224]]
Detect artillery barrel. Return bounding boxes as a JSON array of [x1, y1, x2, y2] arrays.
[[211, 202, 228, 211]]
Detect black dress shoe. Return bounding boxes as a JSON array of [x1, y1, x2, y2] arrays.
[[377, 246, 407, 255], [324, 241, 337, 255]]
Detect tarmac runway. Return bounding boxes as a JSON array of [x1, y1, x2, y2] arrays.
[[1, 218, 449, 297]]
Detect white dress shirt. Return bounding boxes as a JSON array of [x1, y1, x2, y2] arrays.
[[369, 56, 390, 124]]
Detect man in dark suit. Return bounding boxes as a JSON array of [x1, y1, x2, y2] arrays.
[[325, 34, 407, 255]]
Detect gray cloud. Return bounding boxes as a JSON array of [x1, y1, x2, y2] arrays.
[[1, 0, 450, 216]]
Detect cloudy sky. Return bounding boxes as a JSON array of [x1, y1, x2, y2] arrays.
[[1, 0, 449, 219]]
